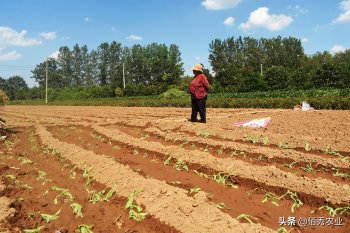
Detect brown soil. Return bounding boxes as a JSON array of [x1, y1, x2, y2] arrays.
[[0, 105, 349, 233]]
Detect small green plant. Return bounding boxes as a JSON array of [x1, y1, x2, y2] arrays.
[[193, 170, 209, 179], [77, 224, 94, 233], [18, 157, 33, 165], [301, 163, 313, 173], [37, 171, 52, 185], [332, 169, 350, 179], [276, 227, 291, 233], [283, 161, 298, 169], [262, 190, 303, 213], [71, 203, 83, 218], [133, 149, 139, 155], [20, 183, 32, 189], [261, 137, 269, 145], [173, 160, 188, 171], [125, 190, 148, 221], [70, 164, 78, 179], [304, 142, 312, 151], [52, 187, 74, 205], [319, 205, 350, 217], [23, 226, 45, 233], [244, 136, 259, 144], [231, 150, 245, 157], [163, 155, 172, 165], [216, 148, 224, 155], [278, 142, 290, 149], [40, 209, 61, 223], [89, 186, 116, 204], [215, 202, 230, 210], [189, 187, 201, 194], [203, 144, 211, 152], [5, 174, 17, 180], [236, 214, 257, 224]]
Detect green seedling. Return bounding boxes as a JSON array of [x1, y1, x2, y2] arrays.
[[37, 171, 52, 184], [319, 205, 350, 217], [20, 183, 32, 189], [71, 203, 84, 218], [89, 186, 116, 203], [70, 164, 78, 179], [18, 157, 33, 165], [27, 212, 37, 220], [203, 144, 211, 152], [304, 142, 312, 151], [301, 163, 313, 173], [193, 170, 209, 179], [216, 148, 224, 155], [332, 169, 350, 179], [173, 160, 188, 171], [40, 209, 61, 223], [163, 155, 172, 165], [125, 190, 148, 221], [23, 226, 45, 233], [244, 136, 259, 144], [262, 190, 303, 213], [5, 174, 17, 180], [283, 161, 298, 169], [77, 224, 94, 233], [16, 197, 24, 202], [189, 187, 201, 194], [52, 187, 74, 204], [262, 192, 283, 206], [215, 202, 230, 210], [133, 149, 139, 155], [276, 227, 291, 233], [261, 137, 269, 145], [231, 150, 245, 157], [278, 142, 290, 149], [236, 214, 257, 224]]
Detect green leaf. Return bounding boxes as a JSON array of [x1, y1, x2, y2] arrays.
[[77, 224, 94, 233], [23, 226, 44, 233], [40, 209, 61, 223], [70, 203, 83, 218], [189, 187, 201, 194]]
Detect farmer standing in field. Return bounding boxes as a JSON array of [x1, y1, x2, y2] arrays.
[[189, 63, 211, 123]]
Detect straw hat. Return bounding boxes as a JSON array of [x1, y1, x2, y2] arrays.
[[191, 63, 203, 72]]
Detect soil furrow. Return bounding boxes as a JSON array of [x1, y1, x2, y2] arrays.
[[92, 125, 350, 205], [36, 125, 274, 233]]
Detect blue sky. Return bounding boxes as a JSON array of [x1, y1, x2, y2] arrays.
[[1, 0, 350, 87]]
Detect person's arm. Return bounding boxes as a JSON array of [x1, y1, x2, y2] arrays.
[[201, 75, 211, 91]]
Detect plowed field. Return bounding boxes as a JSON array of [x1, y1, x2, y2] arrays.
[[0, 106, 349, 233]]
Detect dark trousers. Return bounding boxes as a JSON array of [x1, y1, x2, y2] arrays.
[[191, 96, 207, 123]]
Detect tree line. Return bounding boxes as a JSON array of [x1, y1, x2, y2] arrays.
[[1, 36, 350, 100], [209, 36, 350, 92]]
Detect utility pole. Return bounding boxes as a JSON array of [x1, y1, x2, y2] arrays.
[[260, 63, 263, 76], [45, 58, 48, 104], [123, 62, 125, 89]]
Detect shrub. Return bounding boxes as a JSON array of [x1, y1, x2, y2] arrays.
[[115, 87, 124, 97], [159, 88, 187, 99]]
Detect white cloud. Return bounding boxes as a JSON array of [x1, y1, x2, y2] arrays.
[[288, 5, 308, 16], [0, 50, 22, 61], [48, 50, 59, 59], [126, 34, 143, 41], [301, 38, 309, 43], [0, 26, 41, 49], [333, 0, 350, 23], [239, 7, 293, 31], [330, 44, 347, 54], [202, 0, 241, 10], [224, 16, 235, 27], [40, 31, 57, 40], [84, 17, 92, 22]]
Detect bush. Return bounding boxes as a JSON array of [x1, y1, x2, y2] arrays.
[[159, 88, 188, 98], [115, 87, 124, 97], [0, 90, 9, 105]]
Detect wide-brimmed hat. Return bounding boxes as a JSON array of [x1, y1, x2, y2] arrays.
[[191, 63, 203, 72]]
